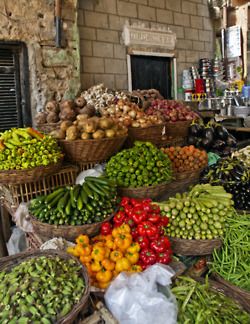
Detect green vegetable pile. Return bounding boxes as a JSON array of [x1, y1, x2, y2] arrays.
[[210, 212, 250, 291], [172, 276, 250, 324], [0, 128, 62, 170], [158, 184, 234, 240], [106, 141, 172, 188], [29, 176, 117, 225], [0, 256, 85, 323]]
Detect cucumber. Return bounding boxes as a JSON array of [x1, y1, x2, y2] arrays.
[[57, 191, 70, 211], [45, 187, 65, 203], [69, 187, 76, 208], [80, 186, 88, 204], [84, 176, 110, 185], [65, 199, 72, 216], [86, 180, 106, 196], [77, 195, 83, 211], [49, 191, 65, 208], [73, 185, 81, 201], [83, 182, 94, 198]]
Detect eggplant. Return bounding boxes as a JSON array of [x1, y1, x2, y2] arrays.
[[187, 135, 198, 146], [212, 140, 226, 150], [189, 123, 202, 136], [201, 137, 213, 149], [203, 127, 214, 142], [215, 125, 229, 140], [226, 134, 237, 147]]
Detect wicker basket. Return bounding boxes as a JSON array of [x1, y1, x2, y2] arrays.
[[30, 212, 115, 241], [36, 122, 60, 134], [165, 120, 192, 138], [0, 159, 63, 185], [118, 181, 172, 199], [169, 236, 222, 256], [173, 166, 205, 182], [59, 136, 127, 163], [0, 249, 90, 323], [25, 232, 48, 250], [126, 123, 166, 146], [0, 165, 78, 212], [212, 272, 250, 312]]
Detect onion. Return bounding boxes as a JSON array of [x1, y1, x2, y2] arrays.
[[128, 110, 136, 119]]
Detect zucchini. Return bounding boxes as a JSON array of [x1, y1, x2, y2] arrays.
[[86, 180, 106, 196], [77, 195, 83, 210], [83, 182, 94, 198], [65, 199, 72, 216], [45, 187, 65, 203], [57, 191, 70, 211], [69, 187, 76, 208], [80, 186, 88, 204], [49, 191, 65, 208]]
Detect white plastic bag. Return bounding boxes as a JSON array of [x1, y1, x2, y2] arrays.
[[75, 163, 105, 185], [13, 202, 33, 233], [6, 227, 27, 255], [104, 264, 177, 324]]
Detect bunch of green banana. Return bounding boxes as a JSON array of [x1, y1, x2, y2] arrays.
[[0, 128, 62, 170], [29, 176, 118, 226], [0, 256, 85, 323]]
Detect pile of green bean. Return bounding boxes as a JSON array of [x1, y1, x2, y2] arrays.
[[172, 276, 250, 324], [210, 212, 250, 291], [0, 256, 85, 323]]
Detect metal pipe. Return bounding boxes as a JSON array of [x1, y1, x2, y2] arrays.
[[55, 0, 62, 48]]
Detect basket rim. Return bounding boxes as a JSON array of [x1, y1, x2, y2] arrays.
[[128, 123, 165, 130], [169, 236, 222, 244], [59, 135, 127, 144], [118, 180, 172, 191], [0, 249, 90, 323]]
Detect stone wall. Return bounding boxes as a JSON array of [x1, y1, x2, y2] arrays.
[[78, 0, 214, 91], [0, 0, 80, 118]]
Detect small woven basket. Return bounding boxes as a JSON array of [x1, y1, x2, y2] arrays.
[[118, 181, 172, 199], [0, 159, 63, 185], [0, 249, 90, 324], [59, 136, 127, 163], [165, 120, 192, 138], [30, 212, 115, 241], [169, 236, 222, 256]]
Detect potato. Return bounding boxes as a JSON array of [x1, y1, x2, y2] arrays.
[[81, 132, 91, 140], [105, 129, 116, 138], [59, 108, 76, 121], [35, 112, 47, 124], [99, 117, 114, 130], [83, 120, 97, 133], [49, 129, 65, 139], [76, 114, 88, 121], [46, 112, 59, 123], [60, 120, 72, 132], [66, 125, 78, 141], [60, 100, 75, 111], [92, 129, 105, 139], [45, 101, 59, 113]]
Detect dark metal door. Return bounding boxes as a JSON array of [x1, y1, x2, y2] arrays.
[[131, 55, 172, 99]]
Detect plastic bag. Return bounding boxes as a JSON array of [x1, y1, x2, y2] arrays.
[[40, 237, 74, 251], [104, 264, 178, 324], [6, 226, 27, 255], [75, 163, 105, 185], [13, 203, 33, 233]]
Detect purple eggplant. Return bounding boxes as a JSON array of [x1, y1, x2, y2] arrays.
[[189, 123, 203, 137], [215, 125, 229, 140]]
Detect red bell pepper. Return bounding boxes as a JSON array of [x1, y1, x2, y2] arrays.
[[140, 249, 157, 266], [131, 207, 147, 224], [124, 217, 136, 228], [136, 236, 149, 249], [124, 205, 133, 217], [159, 215, 169, 226], [113, 211, 126, 227], [160, 236, 171, 249], [150, 237, 168, 253], [156, 250, 172, 264], [131, 227, 139, 240], [100, 222, 112, 235], [137, 221, 159, 239], [130, 198, 142, 207], [148, 213, 161, 224], [150, 204, 160, 214], [120, 197, 130, 207]]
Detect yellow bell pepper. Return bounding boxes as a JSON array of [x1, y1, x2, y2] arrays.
[[96, 268, 113, 283], [110, 250, 123, 262], [101, 258, 115, 271], [118, 223, 131, 234], [115, 257, 131, 273], [66, 246, 80, 257], [75, 243, 92, 257], [90, 261, 102, 272], [125, 252, 139, 265], [127, 242, 140, 254], [80, 254, 92, 264], [76, 234, 89, 245], [98, 281, 111, 289], [91, 245, 106, 262], [130, 264, 142, 272], [114, 233, 132, 252]]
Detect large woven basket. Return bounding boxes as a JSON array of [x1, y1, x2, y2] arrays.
[[212, 272, 250, 312], [0, 249, 90, 324], [165, 120, 192, 138], [169, 236, 222, 256], [118, 181, 172, 199], [126, 123, 166, 147], [0, 159, 63, 185], [59, 136, 127, 163], [30, 212, 115, 241]]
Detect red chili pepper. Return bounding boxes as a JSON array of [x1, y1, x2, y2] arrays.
[[137, 221, 159, 238], [113, 211, 126, 227], [140, 249, 157, 266], [131, 227, 139, 240], [136, 236, 149, 249], [148, 213, 161, 224], [100, 222, 112, 235], [131, 207, 147, 224], [156, 250, 172, 264], [120, 197, 130, 207], [194, 258, 207, 270], [150, 238, 168, 253], [26, 127, 44, 139]]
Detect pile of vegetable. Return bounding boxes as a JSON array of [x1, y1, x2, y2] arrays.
[[232, 145, 250, 168], [0, 256, 85, 323], [201, 157, 250, 210], [29, 177, 117, 226], [50, 115, 127, 141], [111, 197, 172, 269], [188, 121, 237, 156], [101, 99, 164, 128], [146, 99, 199, 122], [161, 145, 208, 173], [210, 212, 250, 291], [172, 276, 250, 323], [157, 184, 234, 240], [0, 128, 62, 170], [106, 141, 172, 188], [67, 227, 142, 289]]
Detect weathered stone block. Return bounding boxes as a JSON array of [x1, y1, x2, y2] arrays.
[[184, 27, 199, 41], [166, 0, 181, 12], [78, 0, 94, 10], [203, 17, 213, 31], [185, 50, 200, 63], [156, 9, 173, 24], [138, 5, 156, 21], [80, 40, 93, 56], [81, 73, 94, 89], [115, 74, 128, 90], [193, 40, 205, 51], [83, 57, 105, 73], [85, 11, 108, 28], [176, 39, 192, 50], [117, 1, 137, 18], [197, 4, 209, 17], [43, 48, 73, 67], [174, 12, 190, 27], [94, 0, 117, 14], [114, 44, 126, 59], [108, 15, 128, 31], [169, 25, 184, 38], [182, 1, 197, 15], [97, 29, 119, 43], [198, 29, 211, 41], [191, 16, 203, 29], [104, 58, 127, 74], [93, 42, 114, 57], [79, 27, 96, 40], [149, 0, 165, 9], [130, 0, 147, 4], [94, 74, 115, 88]]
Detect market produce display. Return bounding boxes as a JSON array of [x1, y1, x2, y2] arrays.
[[157, 184, 234, 240], [67, 227, 142, 289], [187, 121, 237, 156], [0, 128, 62, 170], [172, 276, 250, 323], [161, 145, 208, 173], [200, 157, 250, 211], [114, 197, 172, 269], [146, 99, 199, 122], [106, 141, 172, 188], [29, 177, 117, 225], [50, 115, 127, 140], [232, 145, 250, 168], [210, 212, 250, 291], [0, 256, 85, 323]]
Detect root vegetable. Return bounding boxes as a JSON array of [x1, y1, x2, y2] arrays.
[[60, 120, 72, 131], [45, 101, 59, 113], [46, 112, 59, 123], [49, 129, 65, 139], [60, 100, 75, 111], [75, 97, 86, 108], [76, 114, 88, 121], [99, 117, 114, 130], [59, 108, 76, 121], [66, 125, 78, 140], [81, 132, 91, 140], [79, 104, 96, 117], [105, 129, 116, 138], [92, 129, 105, 139], [35, 112, 47, 124], [83, 120, 97, 133]]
